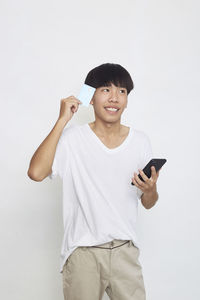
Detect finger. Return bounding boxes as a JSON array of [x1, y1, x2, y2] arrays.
[[132, 177, 138, 187], [151, 166, 157, 180], [134, 172, 146, 187], [138, 169, 149, 182], [71, 103, 78, 113], [74, 102, 79, 112], [62, 97, 81, 104], [72, 100, 82, 112]]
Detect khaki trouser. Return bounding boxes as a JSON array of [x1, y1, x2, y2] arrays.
[[62, 239, 146, 300]]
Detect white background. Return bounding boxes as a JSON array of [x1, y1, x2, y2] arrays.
[[0, 0, 199, 299]]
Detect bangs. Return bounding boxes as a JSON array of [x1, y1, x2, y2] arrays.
[[84, 63, 134, 95]]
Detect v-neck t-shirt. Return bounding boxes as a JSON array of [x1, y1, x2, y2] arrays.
[[49, 123, 153, 273]]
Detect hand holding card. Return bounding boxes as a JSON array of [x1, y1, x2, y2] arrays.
[[77, 84, 96, 107]]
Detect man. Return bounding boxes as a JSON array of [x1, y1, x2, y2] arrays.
[[27, 63, 160, 300]]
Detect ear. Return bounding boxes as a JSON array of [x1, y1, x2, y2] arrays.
[[90, 96, 94, 105]]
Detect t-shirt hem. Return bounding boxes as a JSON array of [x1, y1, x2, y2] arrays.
[[59, 237, 140, 274]]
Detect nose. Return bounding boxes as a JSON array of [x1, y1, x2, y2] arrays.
[[109, 90, 118, 102]]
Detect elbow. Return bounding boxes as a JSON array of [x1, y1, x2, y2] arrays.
[[141, 192, 159, 210], [142, 202, 151, 209], [142, 203, 155, 210], [144, 204, 153, 210], [141, 199, 158, 210], [27, 169, 44, 182]]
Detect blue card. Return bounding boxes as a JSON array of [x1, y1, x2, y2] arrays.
[[77, 84, 96, 107]]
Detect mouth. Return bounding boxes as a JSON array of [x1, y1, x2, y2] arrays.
[[104, 107, 120, 114]]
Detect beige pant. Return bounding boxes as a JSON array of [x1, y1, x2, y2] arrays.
[[62, 239, 146, 300]]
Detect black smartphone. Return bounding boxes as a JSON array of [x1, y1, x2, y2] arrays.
[[131, 158, 167, 185]]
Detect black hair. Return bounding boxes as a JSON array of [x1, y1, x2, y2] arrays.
[[84, 63, 134, 95]]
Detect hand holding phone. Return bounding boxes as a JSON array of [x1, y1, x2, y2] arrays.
[[131, 158, 167, 185]]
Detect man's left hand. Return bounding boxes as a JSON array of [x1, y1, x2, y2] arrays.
[[132, 166, 161, 194]]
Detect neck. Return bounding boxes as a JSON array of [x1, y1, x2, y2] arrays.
[[90, 121, 122, 137]]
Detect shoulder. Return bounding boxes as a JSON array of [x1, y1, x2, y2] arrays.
[[59, 123, 84, 142], [58, 124, 78, 143], [62, 123, 78, 135], [133, 128, 151, 143]]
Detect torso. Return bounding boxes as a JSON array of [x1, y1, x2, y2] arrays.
[[88, 123, 130, 149]]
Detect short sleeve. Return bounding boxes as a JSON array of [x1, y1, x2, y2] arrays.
[[48, 128, 70, 180], [136, 135, 154, 199]]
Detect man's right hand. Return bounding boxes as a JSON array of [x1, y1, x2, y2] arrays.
[[58, 96, 82, 124]]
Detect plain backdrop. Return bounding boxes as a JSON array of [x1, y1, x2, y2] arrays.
[[0, 0, 199, 299]]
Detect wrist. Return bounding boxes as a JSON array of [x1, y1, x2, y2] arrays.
[[144, 186, 158, 197], [56, 117, 68, 128]]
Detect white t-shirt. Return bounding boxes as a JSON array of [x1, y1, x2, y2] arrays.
[[49, 123, 153, 273]]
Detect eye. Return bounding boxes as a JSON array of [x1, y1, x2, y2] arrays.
[[102, 88, 126, 93], [120, 89, 126, 94]]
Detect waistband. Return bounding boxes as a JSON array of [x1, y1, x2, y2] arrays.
[[88, 239, 132, 249]]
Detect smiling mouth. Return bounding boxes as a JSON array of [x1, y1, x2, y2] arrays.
[[104, 107, 120, 114]]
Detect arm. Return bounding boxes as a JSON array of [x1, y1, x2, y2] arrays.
[[132, 166, 161, 210], [27, 96, 82, 181], [27, 118, 67, 181], [141, 186, 159, 209]]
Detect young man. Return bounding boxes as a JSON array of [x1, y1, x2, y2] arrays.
[[27, 63, 160, 300]]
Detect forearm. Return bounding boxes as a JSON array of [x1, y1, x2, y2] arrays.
[[27, 118, 67, 181], [141, 187, 159, 209]]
